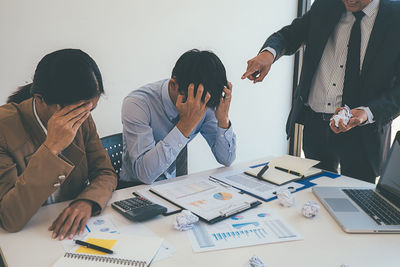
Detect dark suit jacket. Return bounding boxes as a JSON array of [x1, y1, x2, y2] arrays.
[[0, 98, 117, 232], [261, 0, 400, 176]]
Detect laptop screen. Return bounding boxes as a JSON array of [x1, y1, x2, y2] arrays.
[[376, 134, 400, 208]]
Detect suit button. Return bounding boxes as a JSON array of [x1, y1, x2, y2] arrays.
[[53, 182, 61, 188]]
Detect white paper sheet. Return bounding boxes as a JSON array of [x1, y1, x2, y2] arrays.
[[187, 207, 303, 252]]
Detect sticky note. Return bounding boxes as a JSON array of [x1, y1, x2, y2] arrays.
[[75, 238, 117, 255]]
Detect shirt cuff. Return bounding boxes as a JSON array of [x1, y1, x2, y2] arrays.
[[164, 126, 190, 153], [217, 121, 234, 143], [260, 47, 276, 60], [356, 106, 375, 125]]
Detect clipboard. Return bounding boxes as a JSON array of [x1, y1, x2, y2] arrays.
[[210, 163, 339, 203], [149, 177, 261, 224]]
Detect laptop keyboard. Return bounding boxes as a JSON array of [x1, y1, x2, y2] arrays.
[[343, 189, 400, 225]]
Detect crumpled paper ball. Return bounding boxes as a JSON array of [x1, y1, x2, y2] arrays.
[[331, 105, 352, 127], [248, 255, 266, 267], [174, 210, 199, 231], [277, 189, 296, 207], [302, 200, 320, 218]]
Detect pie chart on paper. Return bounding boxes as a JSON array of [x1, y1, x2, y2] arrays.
[[213, 192, 233, 200]]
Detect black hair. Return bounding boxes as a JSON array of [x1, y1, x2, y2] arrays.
[[7, 49, 104, 105], [171, 49, 228, 108]]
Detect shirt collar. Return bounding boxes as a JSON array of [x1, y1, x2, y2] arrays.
[[344, 0, 380, 19], [363, 0, 380, 18], [32, 97, 48, 135], [161, 79, 179, 122]]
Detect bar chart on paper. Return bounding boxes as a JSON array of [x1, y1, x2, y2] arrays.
[[187, 208, 303, 252]]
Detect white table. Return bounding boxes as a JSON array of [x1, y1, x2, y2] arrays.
[[1, 159, 399, 267]]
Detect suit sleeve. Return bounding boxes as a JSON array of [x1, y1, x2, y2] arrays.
[[368, 59, 400, 128], [0, 137, 74, 232], [260, 3, 313, 61], [73, 115, 117, 215]]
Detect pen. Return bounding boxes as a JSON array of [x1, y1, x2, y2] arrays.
[[257, 164, 269, 179], [75, 239, 114, 254], [274, 166, 301, 177]]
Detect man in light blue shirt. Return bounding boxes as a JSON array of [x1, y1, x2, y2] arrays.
[[120, 49, 236, 184]]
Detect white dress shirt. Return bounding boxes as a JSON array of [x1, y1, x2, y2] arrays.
[[120, 79, 236, 185], [308, 0, 379, 123]]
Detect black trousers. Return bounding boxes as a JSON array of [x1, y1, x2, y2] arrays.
[[302, 106, 376, 184]]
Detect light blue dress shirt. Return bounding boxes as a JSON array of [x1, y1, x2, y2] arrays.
[[120, 79, 236, 184]]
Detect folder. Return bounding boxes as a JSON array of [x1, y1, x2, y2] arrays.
[[245, 155, 321, 185]]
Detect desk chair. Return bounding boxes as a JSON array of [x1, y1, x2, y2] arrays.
[[100, 133, 188, 188], [100, 133, 140, 189]]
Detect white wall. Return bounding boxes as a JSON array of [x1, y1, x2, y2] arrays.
[[0, 0, 296, 174]]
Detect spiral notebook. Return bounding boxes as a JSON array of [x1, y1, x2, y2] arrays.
[[52, 232, 163, 267]]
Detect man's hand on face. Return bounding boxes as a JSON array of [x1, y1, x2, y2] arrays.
[[330, 107, 368, 133], [176, 83, 211, 138], [241, 51, 274, 83], [215, 82, 233, 129], [48, 200, 93, 240]]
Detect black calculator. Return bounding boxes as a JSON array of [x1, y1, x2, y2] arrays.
[[111, 195, 167, 222]]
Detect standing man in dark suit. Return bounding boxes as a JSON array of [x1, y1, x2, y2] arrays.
[[242, 0, 400, 183]]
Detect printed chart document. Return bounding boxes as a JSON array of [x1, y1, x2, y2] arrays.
[[187, 207, 303, 252], [210, 169, 304, 201], [150, 176, 261, 223]]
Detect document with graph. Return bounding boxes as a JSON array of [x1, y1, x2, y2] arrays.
[[187, 207, 303, 252], [149, 176, 261, 224]]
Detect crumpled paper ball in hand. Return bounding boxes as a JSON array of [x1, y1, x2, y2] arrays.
[[302, 200, 320, 218], [331, 105, 352, 127], [248, 255, 266, 267], [277, 189, 296, 207], [174, 210, 199, 231]]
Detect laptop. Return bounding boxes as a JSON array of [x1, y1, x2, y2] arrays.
[[313, 132, 400, 233]]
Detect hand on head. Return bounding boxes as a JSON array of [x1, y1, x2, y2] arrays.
[[176, 83, 210, 137], [215, 82, 232, 129], [44, 101, 92, 155]]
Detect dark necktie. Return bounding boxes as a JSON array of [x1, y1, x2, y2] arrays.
[[175, 145, 188, 176], [172, 115, 188, 177], [342, 11, 365, 107]]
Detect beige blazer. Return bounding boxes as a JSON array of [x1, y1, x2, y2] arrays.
[[0, 98, 117, 232]]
